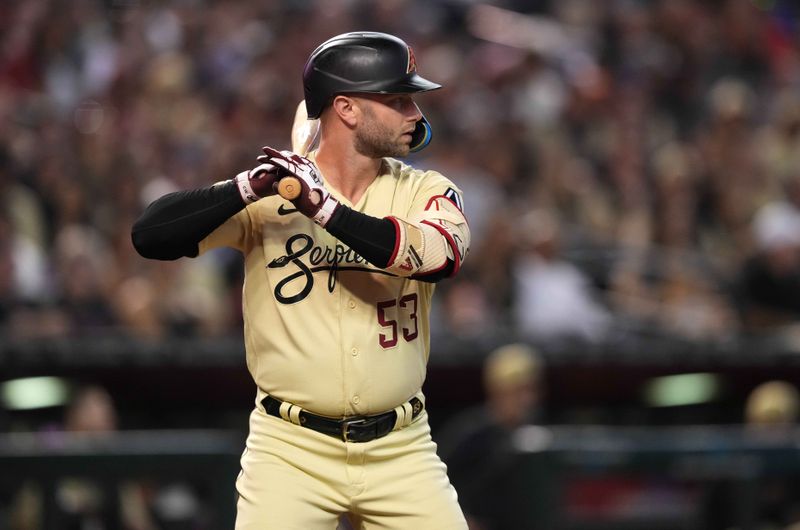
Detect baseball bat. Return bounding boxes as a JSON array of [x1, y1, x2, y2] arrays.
[[277, 100, 320, 200]]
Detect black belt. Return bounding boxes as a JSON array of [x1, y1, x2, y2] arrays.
[[261, 395, 424, 443]]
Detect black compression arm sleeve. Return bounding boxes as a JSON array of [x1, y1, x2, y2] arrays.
[[131, 181, 245, 260], [326, 206, 396, 268], [326, 205, 455, 282]]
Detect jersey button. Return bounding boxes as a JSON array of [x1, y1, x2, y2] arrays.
[[348, 299, 356, 309], [352, 395, 360, 404], [351, 348, 359, 356]]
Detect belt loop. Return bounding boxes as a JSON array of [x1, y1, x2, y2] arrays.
[[288, 404, 303, 425], [401, 401, 414, 427], [279, 401, 292, 422], [392, 404, 407, 431]]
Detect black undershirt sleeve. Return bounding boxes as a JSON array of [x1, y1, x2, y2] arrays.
[[325, 205, 455, 282], [131, 181, 245, 260], [326, 206, 396, 268]]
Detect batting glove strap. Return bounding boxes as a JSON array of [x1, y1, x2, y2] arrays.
[[314, 195, 340, 228], [233, 170, 260, 204], [234, 163, 280, 204]]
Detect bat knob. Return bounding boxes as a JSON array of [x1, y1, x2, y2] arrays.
[[278, 177, 301, 200]]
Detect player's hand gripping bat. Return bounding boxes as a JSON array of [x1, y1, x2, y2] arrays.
[[260, 146, 339, 227]]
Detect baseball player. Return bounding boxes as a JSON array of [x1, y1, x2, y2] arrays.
[[132, 32, 470, 529]]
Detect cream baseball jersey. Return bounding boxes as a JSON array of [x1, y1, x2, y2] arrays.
[[199, 156, 469, 418]]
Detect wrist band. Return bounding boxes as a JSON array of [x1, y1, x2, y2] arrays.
[[234, 171, 260, 204], [314, 196, 339, 227]]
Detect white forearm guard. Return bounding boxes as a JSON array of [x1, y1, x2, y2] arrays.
[[385, 195, 470, 277], [385, 218, 422, 275]]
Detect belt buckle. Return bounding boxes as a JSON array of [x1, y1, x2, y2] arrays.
[[341, 417, 368, 442]]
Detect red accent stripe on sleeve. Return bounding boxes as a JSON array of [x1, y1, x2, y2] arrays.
[[424, 195, 446, 210], [424, 194, 470, 227], [386, 216, 403, 266], [411, 256, 449, 278]]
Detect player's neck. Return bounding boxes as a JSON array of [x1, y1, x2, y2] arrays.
[[315, 140, 381, 205]]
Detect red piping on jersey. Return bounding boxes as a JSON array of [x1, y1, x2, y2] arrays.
[[386, 216, 403, 267], [424, 194, 470, 227], [421, 220, 461, 276], [411, 253, 449, 278]]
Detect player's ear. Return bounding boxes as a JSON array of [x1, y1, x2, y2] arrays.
[[331, 95, 358, 127]]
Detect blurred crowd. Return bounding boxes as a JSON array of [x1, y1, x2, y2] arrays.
[[2, 0, 800, 346]]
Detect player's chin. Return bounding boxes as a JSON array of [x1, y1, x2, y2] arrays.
[[379, 141, 410, 158], [369, 137, 410, 158], [395, 137, 412, 156]]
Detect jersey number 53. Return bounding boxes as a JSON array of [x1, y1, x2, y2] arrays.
[[376, 293, 419, 348]]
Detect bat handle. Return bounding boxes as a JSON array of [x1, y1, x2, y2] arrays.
[[277, 177, 301, 200]]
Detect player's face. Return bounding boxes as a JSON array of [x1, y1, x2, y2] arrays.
[[353, 94, 422, 158]]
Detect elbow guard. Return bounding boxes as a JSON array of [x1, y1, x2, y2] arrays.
[[385, 195, 470, 277]]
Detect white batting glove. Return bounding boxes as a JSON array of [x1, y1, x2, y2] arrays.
[[258, 146, 340, 227], [233, 162, 281, 204]]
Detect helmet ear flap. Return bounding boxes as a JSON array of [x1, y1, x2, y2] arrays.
[[409, 116, 432, 153]]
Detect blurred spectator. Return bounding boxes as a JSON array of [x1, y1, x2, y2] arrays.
[[9, 386, 156, 530], [745, 380, 800, 429], [438, 276, 496, 340], [736, 200, 800, 329], [8, 385, 214, 530], [512, 209, 611, 343], [53, 386, 142, 530], [706, 380, 800, 530], [437, 343, 546, 529], [63, 385, 118, 433], [607, 141, 740, 340], [743, 381, 800, 530]]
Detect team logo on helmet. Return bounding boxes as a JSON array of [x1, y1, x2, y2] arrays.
[[406, 46, 417, 73]]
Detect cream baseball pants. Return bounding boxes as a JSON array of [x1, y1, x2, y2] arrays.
[[235, 405, 467, 529]]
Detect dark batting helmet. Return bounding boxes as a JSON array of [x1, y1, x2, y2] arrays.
[[303, 32, 441, 152]]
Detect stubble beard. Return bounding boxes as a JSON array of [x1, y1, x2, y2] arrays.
[[354, 109, 410, 159]]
